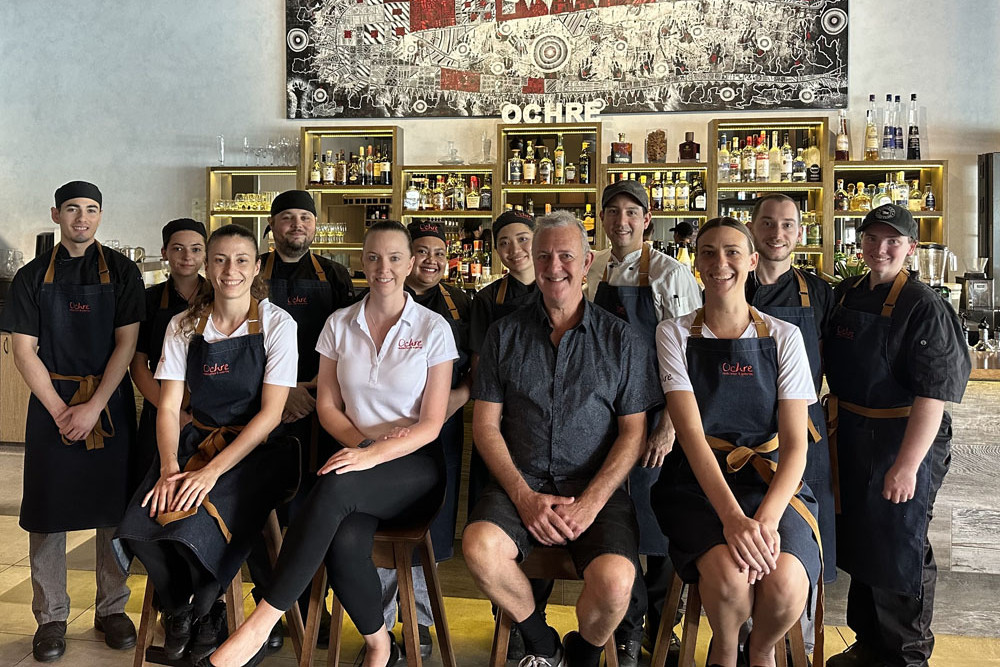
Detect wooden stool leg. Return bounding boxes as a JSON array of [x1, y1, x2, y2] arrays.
[[327, 593, 344, 667], [812, 579, 825, 667], [132, 577, 157, 667], [299, 568, 328, 667], [418, 533, 456, 667], [490, 609, 512, 667], [651, 575, 684, 667], [775, 637, 788, 667], [396, 542, 422, 666], [604, 637, 619, 667], [225, 569, 245, 634], [678, 583, 701, 667]]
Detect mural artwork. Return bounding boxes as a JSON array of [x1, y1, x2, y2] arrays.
[[285, 0, 848, 118]]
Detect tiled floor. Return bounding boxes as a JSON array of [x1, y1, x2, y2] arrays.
[[0, 381, 998, 665]]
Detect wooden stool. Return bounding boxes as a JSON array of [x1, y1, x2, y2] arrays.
[[298, 518, 456, 667], [133, 511, 306, 667], [651, 574, 822, 667], [490, 547, 619, 667]]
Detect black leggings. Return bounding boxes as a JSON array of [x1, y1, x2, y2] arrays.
[[264, 447, 443, 635], [128, 539, 220, 618]]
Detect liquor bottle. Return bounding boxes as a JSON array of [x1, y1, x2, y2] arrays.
[[792, 148, 807, 182], [679, 132, 700, 161], [835, 109, 851, 160], [853, 181, 871, 211], [639, 174, 650, 203], [807, 215, 821, 246], [781, 133, 793, 182], [321, 150, 334, 184], [663, 174, 676, 212], [881, 94, 895, 160], [922, 184, 936, 211], [755, 133, 769, 183], [452, 174, 466, 210], [365, 145, 375, 185], [872, 182, 891, 208], [336, 150, 348, 185], [847, 183, 858, 211], [729, 137, 741, 182], [864, 94, 880, 161], [768, 130, 781, 182], [372, 148, 383, 184], [835, 179, 849, 211], [432, 175, 446, 210], [579, 142, 592, 184], [470, 240, 484, 286], [582, 203, 596, 245], [565, 162, 577, 184], [893, 95, 904, 159], [690, 175, 706, 211], [466, 176, 481, 210], [907, 94, 921, 160], [525, 196, 535, 217], [675, 172, 689, 211], [403, 176, 420, 211], [480, 174, 493, 210], [459, 241, 472, 285], [448, 240, 461, 283], [523, 140, 537, 184], [908, 180, 923, 211], [740, 135, 755, 182], [892, 172, 909, 207], [309, 152, 321, 185], [717, 133, 730, 182], [538, 147, 553, 184], [544, 203, 553, 215], [380, 145, 392, 185], [418, 175, 432, 210], [347, 153, 361, 185], [650, 172, 664, 211], [507, 149, 523, 184], [554, 134, 566, 184], [804, 136, 822, 182]]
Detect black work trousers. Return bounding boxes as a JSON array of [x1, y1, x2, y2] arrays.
[[263, 446, 443, 636]]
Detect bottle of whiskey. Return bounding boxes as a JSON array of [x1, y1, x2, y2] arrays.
[[470, 240, 484, 286], [690, 175, 706, 211], [372, 148, 383, 184], [419, 175, 432, 210], [364, 145, 375, 185], [432, 175, 446, 210], [452, 174, 466, 210], [523, 141, 537, 184], [865, 94, 880, 161], [565, 162, 577, 184], [507, 149, 523, 185], [908, 180, 923, 211], [538, 147, 553, 185], [466, 176, 481, 210], [554, 134, 566, 184], [322, 150, 335, 185], [582, 204, 596, 245], [679, 132, 700, 161], [834, 179, 849, 211], [309, 152, 321, 186], [579, 142, 592, 184], [336, 150, 348, 185], [835, 109, 851, 160], [480, 174, 493, 210], [347, 153, 361, 185], [922, 184, 936, 211]]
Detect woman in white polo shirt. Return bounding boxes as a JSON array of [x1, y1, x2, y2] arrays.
[[650, 217, 821, 667], [206, 220, 457, 667]]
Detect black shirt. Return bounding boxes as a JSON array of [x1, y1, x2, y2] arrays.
[[406, 282, 473, 382], [261, 252, 356, 308], [0, 243, 144, 336], [830, 274, 970, 403], [136, 277, 204, 369], [747, 267, 834, 343], [474, 297, 662, 495], [469, 275, 537, 354]]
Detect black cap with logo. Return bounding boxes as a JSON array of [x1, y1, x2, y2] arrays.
[[858, 203, 918, 238]]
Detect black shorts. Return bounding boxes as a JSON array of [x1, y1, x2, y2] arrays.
[[467, 481, 640, 576]]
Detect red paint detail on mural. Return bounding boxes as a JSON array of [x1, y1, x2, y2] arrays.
[[395, 27, 406, 36], [522, 78, 545, 94], [344, 29, 352, 38], [440, 68, 481, 92], [410, 0, 456, 30]]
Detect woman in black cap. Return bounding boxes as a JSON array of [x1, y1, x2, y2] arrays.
[[130, 219, 207, 494]]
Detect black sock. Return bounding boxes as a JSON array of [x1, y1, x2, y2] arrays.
[[565, 630, 604, 667], [516, 610, 557, 657]]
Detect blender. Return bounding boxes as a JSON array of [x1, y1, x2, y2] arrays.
[[915, 243, 956, 299]]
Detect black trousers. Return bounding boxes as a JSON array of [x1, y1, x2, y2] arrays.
[[263, 447, 443, 635], [129, 540, 220, 618]]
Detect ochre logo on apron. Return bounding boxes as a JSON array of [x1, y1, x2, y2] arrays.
[[202, 362, 231, 376], [835, 325, 855, 340], [721, 362, 754, 377], [288, 295, 308, 306], [69, 301, 91, 313]]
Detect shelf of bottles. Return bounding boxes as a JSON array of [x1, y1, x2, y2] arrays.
[[398, 165, 496, 237], [606, 163, 708, 248], [830, 161, 947, 260], [707, 117, 830, 276], [297, 126, 402, 277], [498, 122, 602, 247], [205, 167, 298, 243]]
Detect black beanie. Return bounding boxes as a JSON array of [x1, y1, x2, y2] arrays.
[[270, 190, 317, 217], [54, 181, 102, 209], [161, 218, 208, 247]]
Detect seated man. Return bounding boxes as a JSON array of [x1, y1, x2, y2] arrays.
[[463, 210, 662, 667]]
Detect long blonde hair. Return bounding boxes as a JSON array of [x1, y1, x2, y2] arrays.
[[180, 225, 267, 337]]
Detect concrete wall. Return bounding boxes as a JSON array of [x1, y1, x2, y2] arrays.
[[1, 0, 998, 270]]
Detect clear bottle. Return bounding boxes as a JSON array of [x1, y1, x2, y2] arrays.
[[538, 147, 553, 185], [554, 134, 566, 184], [741, 135, 756, 182], [309, 152, 321, 185], [847, 183, 857, 211], [650, 172, 664, 211], [781, 133, 793, 181], [834, 178, 849, 211], [718, 133, 730, 182], [755, 133, 769, 183], [322, 150, 335, 184], [923, 184, 936, 211], [663, 174, 676, 212], [565, 162, 577, 184], [881, 94, 895, 160], [835, 109, 851, 160], [792, 148, 807, 182], [403, 175, 421, 211], [579, 141, 592, 184], [507, 149, 523, 185], [522, 141, 537, 184], [729, 137, 741, 182], [768, 130, 782, 182], [872, 182, 892, 208], [864, 94, 880, 161], [908, 180, 923, 211], [452, 174, 466, 210], [892, 172, 909, 207], [365, 145, 376, 185], [907, 94, 921, 160], [894, 95, 905, 159], [675, 172, 690, 211], [432, 175, 446, 210], [854, 181, 872, 211], [419, 175, 432, 210]]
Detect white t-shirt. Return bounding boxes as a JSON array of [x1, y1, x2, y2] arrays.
[[586, 244, 702, 321], [155, 299, 299, 388], [656, 310, 816, 403], [315, 293, 458, 439]]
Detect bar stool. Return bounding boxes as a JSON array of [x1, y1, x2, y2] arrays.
[[297, 517, 456, 667], [489, 547, 619, 667], [650, 574, 822, 667]]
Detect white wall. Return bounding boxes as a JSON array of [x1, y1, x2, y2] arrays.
[[2, 0, 998, 270]]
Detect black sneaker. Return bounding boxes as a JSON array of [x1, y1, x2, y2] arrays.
[[188, 600, 228, 662], [398, 624, 433, 659], [160, 605, 193, 660]]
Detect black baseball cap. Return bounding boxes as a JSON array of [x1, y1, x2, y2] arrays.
[[601, 180, 648, 211], [858, 204, 918, 238], [670, 222, 694, 237]]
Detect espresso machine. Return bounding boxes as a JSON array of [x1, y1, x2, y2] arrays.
[[974, 152, 1000, 342]]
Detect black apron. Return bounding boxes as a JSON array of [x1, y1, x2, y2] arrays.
[[652, 308, 821, 591], [824, 271, 944, 597], [133, 277, 202, 492], [592, 244, 666, 556], [21, 243, 136, 533], [116, 300, 299, 583], [752, 267, 837, 580]]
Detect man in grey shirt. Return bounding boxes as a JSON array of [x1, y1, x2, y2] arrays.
[[463, 210, 662, 667]]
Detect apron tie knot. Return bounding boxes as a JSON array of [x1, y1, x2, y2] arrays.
[[50, 373, 115, 451]]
